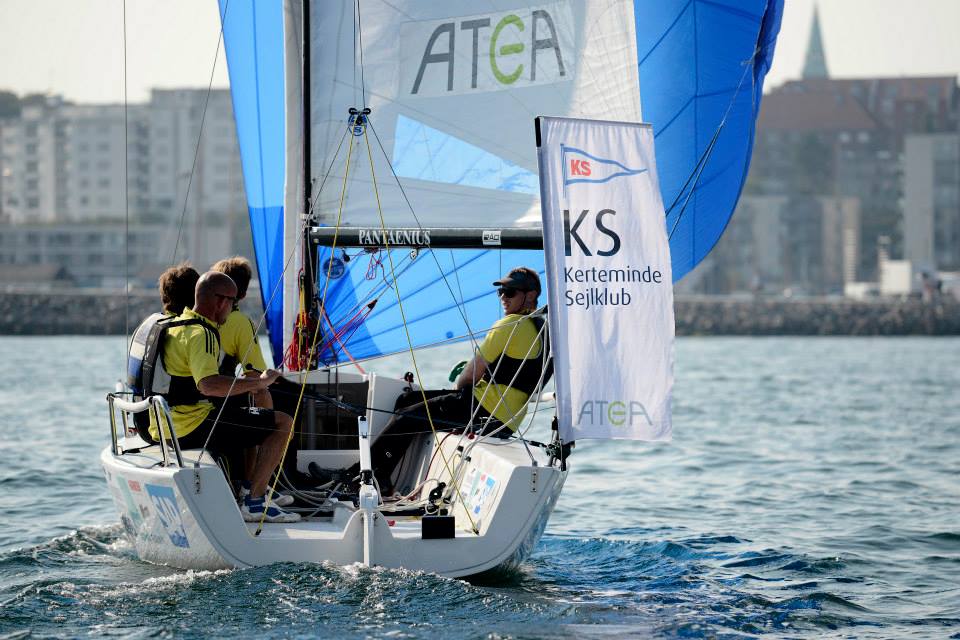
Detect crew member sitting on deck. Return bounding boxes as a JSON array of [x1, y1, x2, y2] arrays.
[[158, 271, 300, 523], [210, 256, 294, 508], [363, 267, 548, 494], [210, 257, 270, 396]]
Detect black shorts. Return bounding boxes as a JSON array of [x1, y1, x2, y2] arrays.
[[177, 402, 275, 453]]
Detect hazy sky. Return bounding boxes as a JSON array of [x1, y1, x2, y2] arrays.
[[1, 0, 959, 104]]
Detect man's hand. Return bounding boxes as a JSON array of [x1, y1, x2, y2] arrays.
[[199, 370, 281, 397], [454, 355, 488, 390], [260, 369, 281, 386]]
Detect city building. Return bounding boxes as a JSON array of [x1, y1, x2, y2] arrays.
[[0, 89, 244, 228], [0, 89, 250, 287], [693, 195, 859, 296], [694, 4, 958, 296], [904, 132, 960, 272], [0, 222, 229, 288]]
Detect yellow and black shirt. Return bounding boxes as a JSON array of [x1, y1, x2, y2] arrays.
[[218, 309, 267, 375], [149, 308, 221, 441], [473, 313, 543, 431]]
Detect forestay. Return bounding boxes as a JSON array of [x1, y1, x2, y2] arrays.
[[218, 0, 784, 366]]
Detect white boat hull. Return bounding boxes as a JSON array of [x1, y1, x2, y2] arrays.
[[100, 438, 566, 577]]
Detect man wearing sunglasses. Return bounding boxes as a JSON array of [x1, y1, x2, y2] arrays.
[[157, 271, 300, 523], [365, 267, 548, 494]]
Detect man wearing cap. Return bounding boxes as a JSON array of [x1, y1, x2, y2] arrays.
[[363, 267, 548, 494]]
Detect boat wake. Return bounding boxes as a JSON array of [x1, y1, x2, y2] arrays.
[[1, 528, 954, 638]]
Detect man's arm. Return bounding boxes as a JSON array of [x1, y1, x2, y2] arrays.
[[198, 369, 281, 397], [454, 354, 488, 390]]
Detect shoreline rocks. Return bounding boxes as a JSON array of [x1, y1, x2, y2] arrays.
[[1, 291, 958, 336]]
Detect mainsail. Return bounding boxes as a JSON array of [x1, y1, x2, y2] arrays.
[[219, 0, 784, 366]]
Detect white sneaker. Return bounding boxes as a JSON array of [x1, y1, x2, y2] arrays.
[[239, 484, 294, 507], [241, 496, 301, 523]]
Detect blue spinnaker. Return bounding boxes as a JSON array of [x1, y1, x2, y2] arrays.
[[220, 0, 783, 366], [219, 0, 286, 363]]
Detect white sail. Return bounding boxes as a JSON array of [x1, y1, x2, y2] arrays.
[[301, 1, 640, 228]]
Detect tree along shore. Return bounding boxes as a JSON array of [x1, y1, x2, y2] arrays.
[[1, 291, 958, 336]]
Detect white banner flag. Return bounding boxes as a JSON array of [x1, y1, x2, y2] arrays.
[[536, 116, 674, 442]]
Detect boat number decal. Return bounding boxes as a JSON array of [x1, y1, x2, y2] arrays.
[[482, 230, 502, 246], [145, 484, 190, 548]]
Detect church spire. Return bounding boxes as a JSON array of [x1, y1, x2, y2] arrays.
[[803, 4, 829, 79]]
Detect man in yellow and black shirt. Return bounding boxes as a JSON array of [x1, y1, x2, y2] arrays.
[[160, 271, 299, 523], [365, 267, 548, 493], [209, 256, 297, 509]]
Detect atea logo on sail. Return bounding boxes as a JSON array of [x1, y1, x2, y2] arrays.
[[403, 3, 573, 97], [577, 400, 654, 428]]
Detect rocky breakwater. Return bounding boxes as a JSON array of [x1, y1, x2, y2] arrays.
[[1, 291, 959, 336], [674, 296, 960, 336], [0, 290, 266, 335]]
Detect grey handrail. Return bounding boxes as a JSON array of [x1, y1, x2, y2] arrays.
[[107, 393, 184, 467]]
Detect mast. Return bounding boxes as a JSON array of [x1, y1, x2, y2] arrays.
[[300, 0, 317, 349]]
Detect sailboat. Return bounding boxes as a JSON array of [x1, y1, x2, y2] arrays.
[[100, 0, 783, 576]]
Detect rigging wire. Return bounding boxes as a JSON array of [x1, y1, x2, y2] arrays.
[[367, 122, 487, 354], [356, 0, 366, 109], [170, 3, 228, 263], [362, 129, 479, 533], [121, 0, 131, 371], [331, 4, 489, 364], [255, 133, 358, 534], [665, 51, 757, 240]]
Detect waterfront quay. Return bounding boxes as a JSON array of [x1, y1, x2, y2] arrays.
[[1, 290, 958, 336]]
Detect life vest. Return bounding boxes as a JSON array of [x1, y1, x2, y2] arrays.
[[127, 313, 220, 442], [485, 315, 553, 396]]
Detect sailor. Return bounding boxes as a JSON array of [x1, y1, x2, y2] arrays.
[[159, 271, 300, 523], [365, 267, 548, 493], [158, 262, 200, 316], [126, 263, 200, 421], [210, 256, 294, 508], [210, 257, 270, 392]]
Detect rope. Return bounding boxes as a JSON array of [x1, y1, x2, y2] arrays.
[[362, 128, 480, 533], [254, 131, 357, 534], [121, 0, 130, 363], [171, 2, 227, 263]]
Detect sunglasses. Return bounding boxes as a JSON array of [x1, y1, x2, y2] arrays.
[[215, 293, 239, 303], [497, 287, 527, 298]]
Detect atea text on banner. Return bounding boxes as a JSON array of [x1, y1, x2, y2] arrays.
[[536, 116, 675, 442]]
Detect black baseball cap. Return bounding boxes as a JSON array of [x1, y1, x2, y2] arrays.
[[492, 267, 541, 294]]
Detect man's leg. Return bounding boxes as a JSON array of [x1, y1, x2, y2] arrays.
[[249, 410, 294, 499], [371, 390, 481, 489]]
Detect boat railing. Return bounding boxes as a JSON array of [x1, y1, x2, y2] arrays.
[[107, 393, 184, 467]]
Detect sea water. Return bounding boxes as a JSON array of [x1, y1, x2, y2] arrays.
[[0, 336, 957, 639]]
